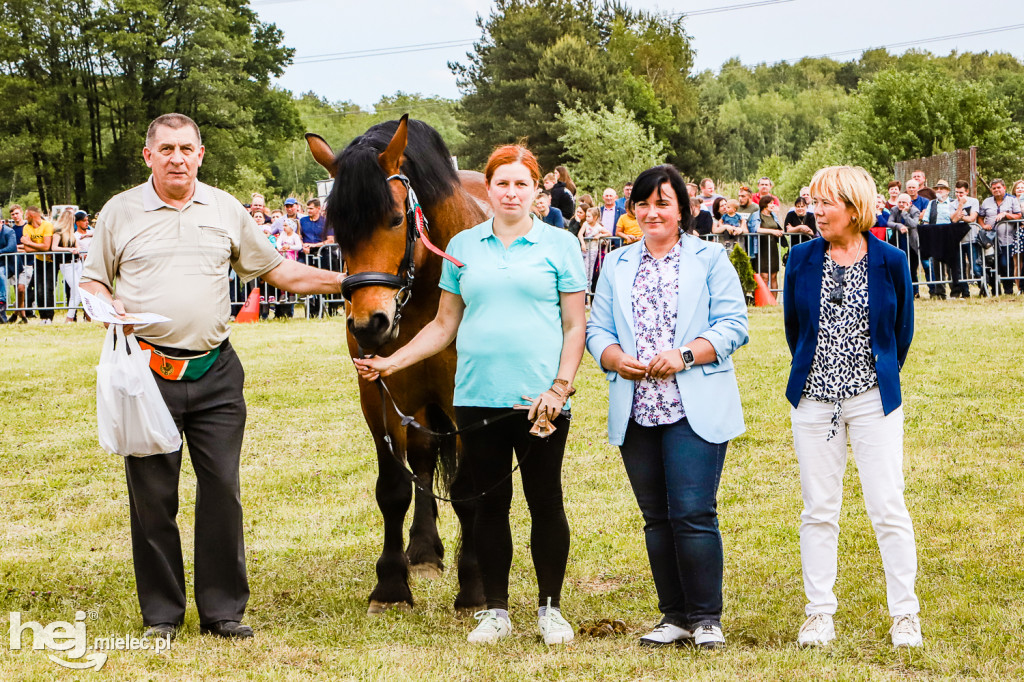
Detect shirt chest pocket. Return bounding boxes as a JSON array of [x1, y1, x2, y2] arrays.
[[197, 226, 232, 275]]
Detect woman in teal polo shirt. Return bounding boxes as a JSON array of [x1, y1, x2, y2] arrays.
[[354, 144, 587, 646]]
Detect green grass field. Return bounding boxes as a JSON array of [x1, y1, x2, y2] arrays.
[[2, 300, 1023, 680]]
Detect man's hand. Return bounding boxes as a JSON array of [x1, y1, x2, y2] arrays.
[[108, 299, 134, 336]]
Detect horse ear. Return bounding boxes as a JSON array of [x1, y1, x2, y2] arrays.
[[305, 133, 337, 178], [377, 114, 409, 175]]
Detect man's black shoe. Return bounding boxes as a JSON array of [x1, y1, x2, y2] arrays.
[[200, 620, 254, 639], [142, 623, 178, 640]]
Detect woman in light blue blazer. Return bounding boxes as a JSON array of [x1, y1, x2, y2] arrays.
[[586, 165, 748, 650]]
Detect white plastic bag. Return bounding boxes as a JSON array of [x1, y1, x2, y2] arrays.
[[96, 325, 182, 456]]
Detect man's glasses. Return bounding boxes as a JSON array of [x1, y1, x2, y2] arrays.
[[829, 266, 846, 305]]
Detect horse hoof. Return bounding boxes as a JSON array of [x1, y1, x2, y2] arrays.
[[367, 600, 412, 616], [409, 563, 443, 580]]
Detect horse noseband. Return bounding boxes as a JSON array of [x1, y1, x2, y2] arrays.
[[340, 174, 421, 323]]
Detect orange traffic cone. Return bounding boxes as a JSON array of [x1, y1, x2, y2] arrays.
[[235, 287, 261, 323], [753, 273, 777, 306]]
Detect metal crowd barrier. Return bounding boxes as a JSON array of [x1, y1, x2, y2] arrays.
[[228, 244, 345, 320], [1, 245, 348, 323], [1, 250, 87, 321], [6, 224, 1022, 323]]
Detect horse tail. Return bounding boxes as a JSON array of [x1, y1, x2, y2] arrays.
[[425, 403, 457, 495]]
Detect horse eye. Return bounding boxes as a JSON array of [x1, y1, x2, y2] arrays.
[[390, 214, 404, 228]]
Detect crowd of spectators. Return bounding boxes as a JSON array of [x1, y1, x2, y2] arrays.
[[4, 165, 1024, 324], [1, 193, 341, 324], [530, 167, 1024, 299]]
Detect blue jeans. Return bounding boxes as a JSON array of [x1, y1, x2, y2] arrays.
[[0, 263, 7, 307], [620, 417, 727, 628]]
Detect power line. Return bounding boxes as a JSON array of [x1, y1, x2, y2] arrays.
[[805, 23, 1024, 61], [670, 0, 795, 18], [283, 0, 794, 67], [294, 39, 474, 64]]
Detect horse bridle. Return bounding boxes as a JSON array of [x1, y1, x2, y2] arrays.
[[339, 173, 464, 326]]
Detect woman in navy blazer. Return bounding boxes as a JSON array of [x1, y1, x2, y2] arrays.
[[586, 165, 748, 650], [783, 166, 922, 649]]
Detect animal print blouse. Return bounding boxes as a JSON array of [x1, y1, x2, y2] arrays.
[[630, 241, 685, 427], [802, 254, 878, 440]]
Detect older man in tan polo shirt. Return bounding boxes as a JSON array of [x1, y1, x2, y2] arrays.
[[81, 113, 343, 641]]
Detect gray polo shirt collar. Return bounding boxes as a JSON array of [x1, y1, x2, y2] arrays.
[[142, 176, 214, 211]]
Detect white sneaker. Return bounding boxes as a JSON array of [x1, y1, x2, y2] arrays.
[[639, 622, 693, 647], [693, 623, 725, 649], [890, 614, 922, 648], [538, 608, 574, 645], [467, 610, 512, 644], [798, 613, 835, 647]]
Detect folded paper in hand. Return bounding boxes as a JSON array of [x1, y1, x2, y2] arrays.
[[79, 287, 171, 326]]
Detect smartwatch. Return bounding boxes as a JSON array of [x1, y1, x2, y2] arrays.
[[679, 347, 695, 370]]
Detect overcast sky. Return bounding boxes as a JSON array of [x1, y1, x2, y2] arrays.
[[252, 0, 1024, 107]]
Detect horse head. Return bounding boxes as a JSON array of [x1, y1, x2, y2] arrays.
[[306, 114, 432, 352]]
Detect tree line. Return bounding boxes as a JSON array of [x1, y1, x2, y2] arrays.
[[2, 0, 1023, 212]]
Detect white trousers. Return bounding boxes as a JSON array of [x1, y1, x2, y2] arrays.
[[60, 261, 82, 315], [791, 387, 920, 617]]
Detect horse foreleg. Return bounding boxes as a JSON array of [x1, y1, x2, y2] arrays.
[[367, 437, 415, 615], [405, 417, 444, 579], [449, 458, 485, 614]]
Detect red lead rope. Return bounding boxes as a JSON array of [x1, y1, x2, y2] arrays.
[[414, 205, 465, 269]]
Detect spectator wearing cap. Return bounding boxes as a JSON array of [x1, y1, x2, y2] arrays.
[[920, 180, 966, 299], [978, 178, 1023, 295]]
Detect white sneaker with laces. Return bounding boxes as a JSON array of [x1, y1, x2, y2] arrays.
[[798, 613, 835, 647], [890, 614, 922, 648], [693, 623, 725, 649], [538, 606, 574, 645], [639, 622, 693, 647], [467, 610, 512, 644]]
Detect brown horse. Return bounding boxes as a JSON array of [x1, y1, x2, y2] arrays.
[[306, 115, 489, 615]]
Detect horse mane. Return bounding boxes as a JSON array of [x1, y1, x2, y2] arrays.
[[325, 119, 460, 251]]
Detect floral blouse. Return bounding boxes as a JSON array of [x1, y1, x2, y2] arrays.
[[630, 241, 685, 426], [802, 254, 878, 440]]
